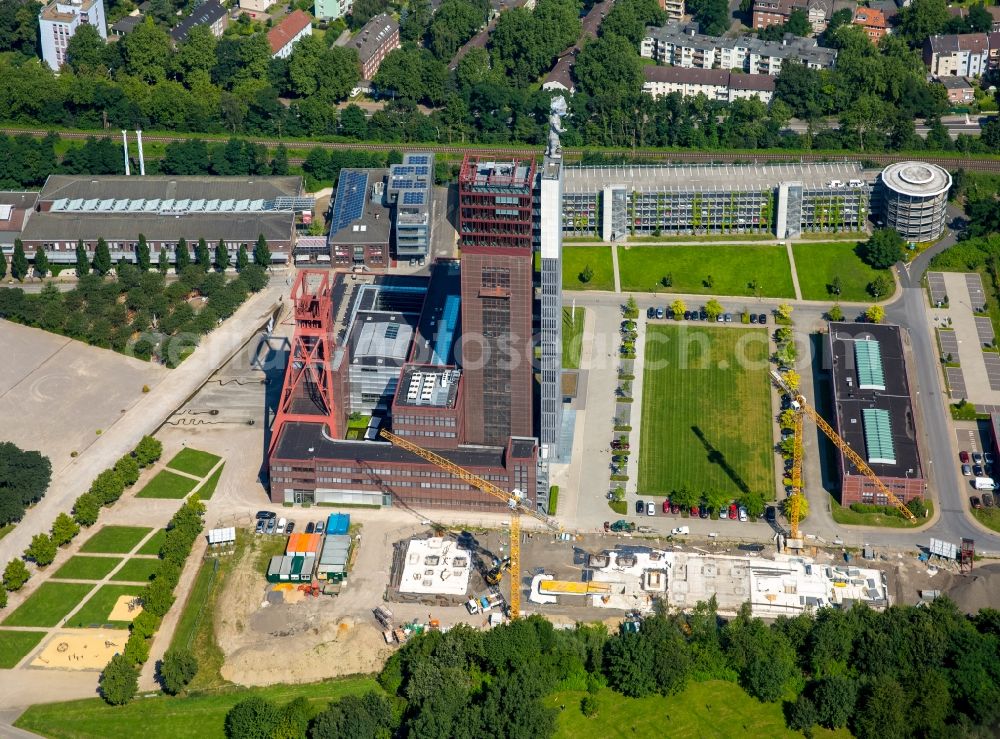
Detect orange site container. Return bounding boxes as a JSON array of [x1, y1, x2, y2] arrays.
[[304, 533, 321, 554], [286, 533, 302, 555]]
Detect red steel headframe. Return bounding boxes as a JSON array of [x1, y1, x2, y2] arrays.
[[268, 270, 338, 454]]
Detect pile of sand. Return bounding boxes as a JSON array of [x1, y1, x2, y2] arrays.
[[948, 563, 1000, 613], [108, 595, 143, 622]]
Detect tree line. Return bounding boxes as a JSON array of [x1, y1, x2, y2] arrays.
[[0, 443, 51, 532], [219, 598, 1000, 738]]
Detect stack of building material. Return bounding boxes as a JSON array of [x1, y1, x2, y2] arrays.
[[318, 534, 351, 581]]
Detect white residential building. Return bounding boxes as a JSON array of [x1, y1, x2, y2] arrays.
[[39, 0, 107, 71], [642, 66, 776, 104], [267, 10, 313, 59]]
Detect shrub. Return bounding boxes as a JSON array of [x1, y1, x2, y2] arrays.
[[581, 694, 598, 717], [123, 631, 150, 666], [225, 697, 280, 739]]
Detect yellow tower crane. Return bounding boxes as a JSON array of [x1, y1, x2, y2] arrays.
[[771, 371, 917, 537], [379, 429, 561, 618]]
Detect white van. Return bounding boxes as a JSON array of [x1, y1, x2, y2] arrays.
[[671, 526, 690, 536], [974, 477, 996, 490], [276, 517, 287, 534]]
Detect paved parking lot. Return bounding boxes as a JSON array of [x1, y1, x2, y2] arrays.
[[984, 353, 1000, 391], [966, 273, 987, 311], [938, 328, 959, 357], [931, 273, 1000, 404], [975, 317, 995, 346], [946, 367, 968, 399], [927, 272, 948, 306]]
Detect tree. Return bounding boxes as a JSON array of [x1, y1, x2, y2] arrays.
[[194, 238, 211, 272], [159, 648, 198, 695], [776, 303, 793, 322], [89, 469, 125, 506], [50, 512, 80, 547], [862, 228, 905, 269], [253, 234, 271, 267], [158, 246, 169, 275], [65, 23, 109, 74], [739, 491, 766, 518], [828, 303, 844, 321], [705, 299, 724, 319], [852, 676, 907, 739], [813, 675, 858, 729], [401, 0, 432, 41], [10, 239, 28, 281], [114, 455, 140, 487], [671, 298, 687, 319], [225, 696, 280, 738], [603, 630, 655, 697], [671, 486, 698, 509], [575, 34, 643, 99], [134, 436, 163, 467], [100, 653, 139, 705], [788, 693, 818, 734], [136, 235, 150, 272], [868, 274, 893, 300], [0, 246, 6, 279], [92, 238, 112, 275], [33, 244, 49, 278], [866, 304, 885, 323], [214, 240, 230, 272], [240, 264, 267, 292], [898, 0, 948, 46], [782, 369, 801, 391], [72, 493, 101, 527], [0, 443, 52, 525], [175, 239, 191, 271], [829, 275, 841, 296], [236, 244, 249, 271], [311, 692, 396, 739], [688, 0, 730, 35], [579, 264, 594, 283], [778, 409, 797, 430], [3, 559, 29, 591], [580, 694, 598, 717], [781, 494, 809, 521], [75, 240, 88, 277]]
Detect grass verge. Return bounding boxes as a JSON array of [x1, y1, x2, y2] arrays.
[[0, 523, 14, 541], [638, 325, 774, 498], [52, 556, 123, 581], [110, 558, 161, 583], [830, 499, 928, 528], [548, 681, 847, 739], [618, 245, 794, 298], [79, 526, 152, 554], [563, 307, 585, 370], [15, 676, 382, 739], [972, 507, 1000, 533], [137, 529, 167, 556], [136, 470, 200, 499], [2, 583, 94, 627], [196, 464, 225, 501], [167, 448, 223, 478], [0, 630, 46, 668], [792, 241, 892, 302], [65, 585, 144, 629], [563, 246, 616, 292]]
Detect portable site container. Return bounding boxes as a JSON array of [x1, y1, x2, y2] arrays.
[[266, 556, 284, 583], [279, 556, 293, 581], [302, 554, 316, 580], [317, 563, 346, 582], [326, 513, 350, 536], [289, 556, 305, 581], [286, 533, 303, 556], [303, 533, 322, 554]]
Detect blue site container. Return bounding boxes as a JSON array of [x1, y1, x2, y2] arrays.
[[325, 513, 350, 536]]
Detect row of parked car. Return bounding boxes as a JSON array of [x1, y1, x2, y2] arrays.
[[254, 510, 327, 536], [635, 498, 751, 522], [647, 306, 769, 324]]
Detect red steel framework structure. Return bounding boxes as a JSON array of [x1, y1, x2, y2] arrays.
[[269, 270, 340, 453], [457, 154, 536, 252]]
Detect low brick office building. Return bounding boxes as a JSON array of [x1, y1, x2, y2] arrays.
[[828, 322, 925, 506]]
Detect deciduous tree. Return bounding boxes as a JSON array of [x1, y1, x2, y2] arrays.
[[72, 493, 101, 527], [100, 653, 139, 705], [866, 304, 885, 323], [3, 559, 29, 591], [862, 228, 905, 269], [159, 648, 198, 694], [50, 512, 80, 547]]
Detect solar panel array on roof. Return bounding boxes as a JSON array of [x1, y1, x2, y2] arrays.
[[407, 154, 430, 165], [402, 191, 426, 205], [46, 195, 297, 215], [330, 171, 369, 233], [862, 408, 896, 465], [854, 339, 886, 391]]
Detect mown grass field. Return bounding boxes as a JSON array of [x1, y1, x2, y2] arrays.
[[166, 448, 222, 478], [549, 680, 849, 739], [196, 464, 225, 500], [563, 307, 585, 370], [136, 470, 199, 499], [618, 245, 794, 298], [79, 526, 152, 554], [137, 528, 166, 555], [52, 556, 122, 581], [0, 630, 45, 668], [15, 674, 381, 739], [792, 242, 892, 302], [562, 246, 616, 291], [64, 585, 143, 629], [2, 583, 94, 627], [110, 558, 161, 583], [638, 325, 774, 498]]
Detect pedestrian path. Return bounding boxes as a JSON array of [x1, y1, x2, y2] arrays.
[[785, 241, 803, 300], [610, 244, 621, 293]]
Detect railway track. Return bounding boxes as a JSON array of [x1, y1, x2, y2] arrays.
[[6, 127, 1000, 172]]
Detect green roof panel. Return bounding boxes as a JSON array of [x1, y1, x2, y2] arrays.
[[862, 408, 895, 465], [854, 339, 886, 391]]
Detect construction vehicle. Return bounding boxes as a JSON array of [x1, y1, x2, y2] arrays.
[[604, 520, 635, 533], [770, 370, 916, 547], [297, 583, 320, 597], [485, 557, 511, 586], [380, 429, 561, 618]]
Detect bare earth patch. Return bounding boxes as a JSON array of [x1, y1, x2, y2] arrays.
[[31, 630, 126, 671]]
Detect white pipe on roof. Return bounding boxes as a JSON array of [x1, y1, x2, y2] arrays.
[[136, 130, 145, 176], [121, 130, 130, 177]]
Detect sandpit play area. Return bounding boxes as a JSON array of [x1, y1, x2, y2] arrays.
[[31, 630, 127, 671]]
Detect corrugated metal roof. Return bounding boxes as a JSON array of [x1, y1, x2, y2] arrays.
[[854, 338, 886, 391], [862, 408, 896, 465]]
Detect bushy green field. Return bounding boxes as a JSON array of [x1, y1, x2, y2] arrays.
[[638, 325, 774, 498]]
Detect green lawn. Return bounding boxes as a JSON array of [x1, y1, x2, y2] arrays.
[[166, 447, 222, 478], [137, 528, 166, 556], [2, 583, 94, 627], [16, 676, 381, 739], [79, 526, 152, 554], [52, 556, 123, 581], [110, 558, 161, 583], [638, 325, 774, 498], [830, 499, 927, 529], [136, 470, 200, 499], [549, 681, 848, 739], [563, 307, 585, 370], [618, 245, 795, 298], [563, 246, 616, 291], [973, 507, 1000, 533], [196, 464, 225, 501], [0, 630, 46, 668], [65, 585, 144, 629], [793, 241, 893, 302], [0, 523, 14, 541]]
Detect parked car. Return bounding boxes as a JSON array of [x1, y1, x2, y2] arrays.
[[647, 307, 656, 319], [699, 504, 709, 519], [316, 520, 325, 533], [671, 502, 680, 514], [758, 314, 767, 324], [699, 310, 707, 320], [716, 314, 724, 323], [971, 496, 983, 510], [646, 501, 656, 516], [256, 510, 275, 520], [684, 310, 692, 320], [636, 499, 645, 515], [983, 491, 995, 507], [671, 526, 690, 535], [986, 452, 995, 465], [305, 522, 315, 534], [663, 499, 671, 514], [255, 519, 266, 534], [690, 505, 699, 517], [750, 313, 758, 324], [974, 465, 985, 477], [962, 464, 973, 476], [973, 452, 984, 465], [656, 307, 664, 319], [266, 518, 277, 534], [765, 506, 776, 523], [719, 506, 728, 520], [960, 451, 971, 464], [276, 517, 287, 534], [724, 313, 733, 322], [729, 504, 737, 519], [738, 506, 748, 522], [285, 521, 295, 535]]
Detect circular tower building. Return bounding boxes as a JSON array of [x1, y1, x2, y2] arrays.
[[879, 161, 951, 242]]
